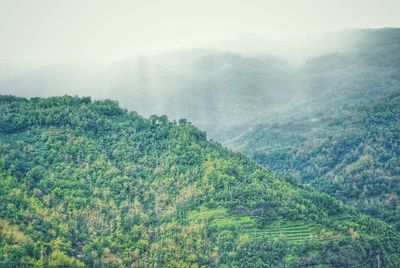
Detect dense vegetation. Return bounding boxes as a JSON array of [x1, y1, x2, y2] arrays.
[[0, 95, 399, 267], [232, 93, 400, 232], [223, 28, 400, 234]]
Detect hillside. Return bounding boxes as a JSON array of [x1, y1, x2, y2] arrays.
[[0, 95, 399, 267], [230, 93, 400, 231]]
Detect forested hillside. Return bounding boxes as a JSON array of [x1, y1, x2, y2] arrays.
[[231, 93, 400, 231], [0, 96, 399, 267]]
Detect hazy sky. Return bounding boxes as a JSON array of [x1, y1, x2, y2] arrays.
[[0, 0, 399, 61]]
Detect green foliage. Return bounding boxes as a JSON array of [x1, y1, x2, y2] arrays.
[[236, 93, 400, 231], [0, 95, 399, 267]]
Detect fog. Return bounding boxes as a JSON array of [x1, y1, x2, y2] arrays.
[[0, 1, 399, 140], [1, 0, 400, 61]]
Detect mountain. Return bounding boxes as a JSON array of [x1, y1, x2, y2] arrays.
[[0, 50, 296, 139], [224, 28, 400, 230], [1, 28, 398, 141], [0, 95, 399, 267], [228, 92, 400, 231]]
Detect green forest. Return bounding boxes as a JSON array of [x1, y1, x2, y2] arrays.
[[0, 95, 399, 267], [235, 93, 400, 232]]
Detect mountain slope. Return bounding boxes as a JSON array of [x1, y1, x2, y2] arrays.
[[230, 93, 400, 231], [0, 95, 399, 267]]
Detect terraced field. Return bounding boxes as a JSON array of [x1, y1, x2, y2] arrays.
[[240, 220, 338, 245], [254, 215, 354, 244], [189, 207, 350, 244]]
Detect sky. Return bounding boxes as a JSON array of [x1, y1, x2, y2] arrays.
[[0, 0, 399, 61]]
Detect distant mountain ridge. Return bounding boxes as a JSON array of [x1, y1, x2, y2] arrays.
[[1, 29, 399, 140]]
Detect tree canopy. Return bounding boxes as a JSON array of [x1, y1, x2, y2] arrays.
[[0, 95, 399, 267]]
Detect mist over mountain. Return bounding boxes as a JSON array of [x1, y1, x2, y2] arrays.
[[208, 28, 400, 236], [1, 0, 400, 266], [1, 28, 399, 140], [1, 5, 400, 266]]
